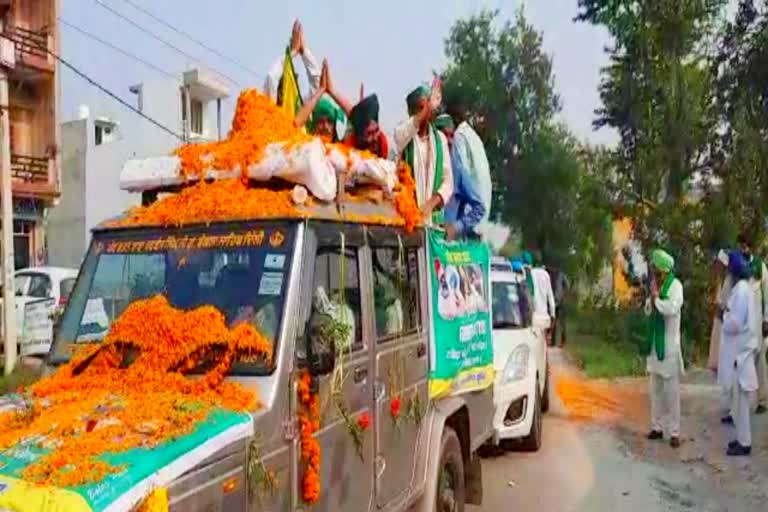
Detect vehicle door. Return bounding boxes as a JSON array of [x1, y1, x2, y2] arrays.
[[368, 227, 428, 508], [296, 223, 375, 510]]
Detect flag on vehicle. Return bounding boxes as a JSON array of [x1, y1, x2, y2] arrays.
[[280, 47, 302, 119]]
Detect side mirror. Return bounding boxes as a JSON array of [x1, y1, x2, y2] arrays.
[[305, 312, 337, 377]]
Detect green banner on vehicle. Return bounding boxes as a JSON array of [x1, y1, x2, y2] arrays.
[[427, 229, 494, 398], [0, 407, 252, 512]]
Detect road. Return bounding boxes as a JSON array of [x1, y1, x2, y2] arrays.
[[471, 349, 768, 512]]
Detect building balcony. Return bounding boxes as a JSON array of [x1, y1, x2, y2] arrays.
[[5, 25, 54, 78], [11, 154, 58, 199]]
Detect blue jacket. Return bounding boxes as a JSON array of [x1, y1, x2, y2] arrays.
[[444, 146, 486, 237]]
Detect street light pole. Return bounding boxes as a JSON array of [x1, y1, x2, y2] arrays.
[[0, 31, 16, 375]]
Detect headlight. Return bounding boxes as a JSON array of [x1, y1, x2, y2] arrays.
[[502, 345, 530, 383]]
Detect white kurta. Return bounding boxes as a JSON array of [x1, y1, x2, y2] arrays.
[[531, 267, 555, 329], [719, 279, 759, 393], [394, 118, 454, 211], [263, 47, 322, 101], [644, 279, 685, 378], [453, 122, 492, 225]]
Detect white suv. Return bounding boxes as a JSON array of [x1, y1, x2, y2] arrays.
[[490, 266, 549, 451]]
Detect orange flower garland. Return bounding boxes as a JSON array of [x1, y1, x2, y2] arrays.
[[297, 370, 321, 504], [394, 162, 421, 233], [174, 89, 301, 180], [0, 295, 272, 488], [109, 180, 305, 228]]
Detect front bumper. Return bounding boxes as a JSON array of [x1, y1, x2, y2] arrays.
[[491, 371, 536, 443]]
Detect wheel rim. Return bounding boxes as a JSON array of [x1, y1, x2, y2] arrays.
[[438, 466, 458, 512]]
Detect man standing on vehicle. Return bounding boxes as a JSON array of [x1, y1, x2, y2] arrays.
[[394, 84, 453, 225], [736, 233, 768, 414], [434, 114, 485, 241], [644, 249, 684, 449], [443, 89, 493, 229]]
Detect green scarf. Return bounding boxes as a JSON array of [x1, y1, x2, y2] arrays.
[[403, 123, 444, 225], [525, 268, 535, 298], [750, 255, 764, 280], [642, 272, 674, 361]]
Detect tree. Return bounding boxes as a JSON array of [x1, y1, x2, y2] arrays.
[[441, 9, 612, 283], [576, 0, 726, 353]]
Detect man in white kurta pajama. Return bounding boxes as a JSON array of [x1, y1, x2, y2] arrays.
[[645, 249, 684, 448], [736, 234, 768, 415], [719, 250, 758, 456], [394, 86, 454, 224]]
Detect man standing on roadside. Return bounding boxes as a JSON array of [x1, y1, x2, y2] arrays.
[[737, 233, 768, 414], [551, 266, 570, 347], [644, 249, 684, 449], [524, 251, 555, 332]]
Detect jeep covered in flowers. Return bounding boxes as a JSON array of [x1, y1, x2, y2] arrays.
[[0, 89, 494, 512]]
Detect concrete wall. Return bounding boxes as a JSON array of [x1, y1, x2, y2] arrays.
[[48, 73, 226, 266], [47, 119, 86, 268]]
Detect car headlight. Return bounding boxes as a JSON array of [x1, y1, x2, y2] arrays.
[[502, 345, 530, 383]]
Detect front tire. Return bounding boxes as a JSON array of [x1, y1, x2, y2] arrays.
[[520, 380, 543, 452], [435, 426, 465, 512], [541, 366, 550, 413]]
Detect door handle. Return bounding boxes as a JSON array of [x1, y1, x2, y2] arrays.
[[416, 343, 426, 358], [354, 367, 368, 383]]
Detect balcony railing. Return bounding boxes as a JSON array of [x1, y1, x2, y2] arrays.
[[4, 25, 52, 72], [11, 154, 48, 183]]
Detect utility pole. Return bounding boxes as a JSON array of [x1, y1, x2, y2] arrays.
[[0, 27, 16, 375]]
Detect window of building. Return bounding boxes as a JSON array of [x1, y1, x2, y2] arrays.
[[312, 247, 363, 351], [373, 247, 420, 341], [190, 99, 203, 135], [95, 121, 116, 146], [13, 219, 33, 270]]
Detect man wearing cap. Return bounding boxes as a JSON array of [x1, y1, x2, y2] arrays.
[[708, 249, 731, 372], [434, 113, 485, 241], [394, 85, 453, 224], [644, 249, 685, 448]]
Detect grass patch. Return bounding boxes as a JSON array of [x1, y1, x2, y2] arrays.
[[0, 363, 43, 394], [564, 307, 647, 379], [566, 333, 645, 379]]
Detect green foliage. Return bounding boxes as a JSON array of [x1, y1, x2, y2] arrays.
[[442, 9, 613, 283]]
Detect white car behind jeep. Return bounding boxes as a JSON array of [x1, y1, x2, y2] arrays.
[[490, 263, 549, 451]]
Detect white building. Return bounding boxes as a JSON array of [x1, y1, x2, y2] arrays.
[[47, 68, 229, 268]]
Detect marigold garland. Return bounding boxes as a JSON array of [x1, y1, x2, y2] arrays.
[[174, 89, 301, 179], [297, 370, 321, 504], [0, 295, 272, 489], [394, 162, 421, 233]]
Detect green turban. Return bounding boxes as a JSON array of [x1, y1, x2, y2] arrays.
[[651, 249, 674, 273], [433, 113, 454, 131], [523, 251, 534, 266], [309, 94, 340, 132], [350, 94, 380, 138], [406, 85, 430, 115]]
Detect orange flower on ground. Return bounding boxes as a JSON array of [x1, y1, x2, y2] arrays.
[[0, 295, 272, 488]]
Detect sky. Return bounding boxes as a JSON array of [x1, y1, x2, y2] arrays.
[[61, 0, 617, 146]]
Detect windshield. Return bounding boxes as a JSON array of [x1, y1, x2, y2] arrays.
[[51, 223, 296, 374], [492, 280, 529, 329]]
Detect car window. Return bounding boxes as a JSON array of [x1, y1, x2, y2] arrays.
[[13, 274, 30, 296], [60, 278, 76, 300], [312, 246, 363, 351], [372, 247, 421, 341], [27, 274, 52, 298], [492, 281, 527, 329]]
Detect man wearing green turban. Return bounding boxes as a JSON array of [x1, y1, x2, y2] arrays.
[[644, 248, 685, 448], [394, 84, 454, 225]]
